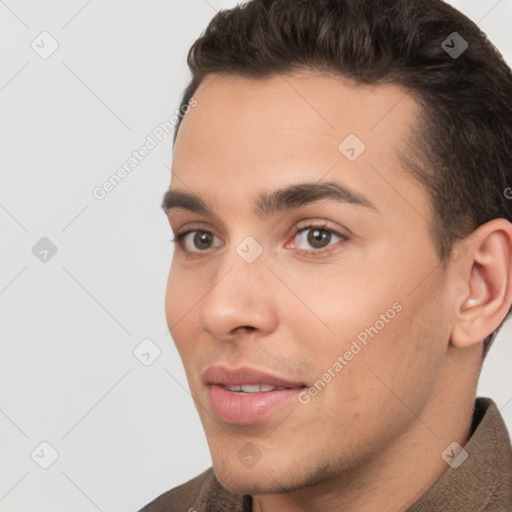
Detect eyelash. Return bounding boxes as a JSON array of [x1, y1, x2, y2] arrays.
[[171, 223, 347, 257]]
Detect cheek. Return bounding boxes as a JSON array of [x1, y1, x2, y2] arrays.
[[165, 264, 195, 359], [164, 267, 178, 334], [286, 250, 449, 408], [278, 260, 400, 362]]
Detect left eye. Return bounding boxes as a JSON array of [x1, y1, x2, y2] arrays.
[[292, 225, 345, 252]]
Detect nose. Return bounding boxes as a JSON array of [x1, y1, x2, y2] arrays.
[[198, 240, 279, 342]]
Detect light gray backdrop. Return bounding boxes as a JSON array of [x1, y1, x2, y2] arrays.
[[1, 1, 511, 511]]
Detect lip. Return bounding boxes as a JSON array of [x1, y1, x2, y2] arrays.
[[203, 365, 307, 425], [203, 365, 307, 388]]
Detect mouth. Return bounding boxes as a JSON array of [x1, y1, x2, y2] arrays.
[[203, 365, 308, 425], [220, 384, 300, 393]]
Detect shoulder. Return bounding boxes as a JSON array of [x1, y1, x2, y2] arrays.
[[137, 467, 249, 512]]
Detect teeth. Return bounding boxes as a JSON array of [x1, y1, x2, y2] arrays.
[[224, 384, 278, 393]]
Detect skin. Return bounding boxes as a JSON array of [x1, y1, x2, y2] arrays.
[[163, 71, 512, 512]]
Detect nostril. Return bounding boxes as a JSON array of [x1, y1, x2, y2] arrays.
[[236, 326, 256, 334]]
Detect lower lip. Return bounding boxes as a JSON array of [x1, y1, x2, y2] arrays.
[[208, 384, 304, 424]]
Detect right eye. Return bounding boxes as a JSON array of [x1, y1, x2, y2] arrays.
[[172, 229, 223, 253]]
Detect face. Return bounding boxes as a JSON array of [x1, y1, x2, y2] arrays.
[[163, 72, 454, 494]]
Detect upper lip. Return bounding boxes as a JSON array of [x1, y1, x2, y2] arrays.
[[203, 365, 307, 388]]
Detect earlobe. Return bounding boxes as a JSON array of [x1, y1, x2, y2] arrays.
[[450, 219, 512, 350], [451, 266, 489, 349]]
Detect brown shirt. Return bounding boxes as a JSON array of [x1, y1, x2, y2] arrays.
[[139, 397, 512, 511]]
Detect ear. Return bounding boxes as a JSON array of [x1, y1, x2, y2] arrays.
[[450, 218, 512, 350]]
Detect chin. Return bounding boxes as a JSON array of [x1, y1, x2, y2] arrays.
[[212, 447, 341, 498], [214, 467, 288, 495]]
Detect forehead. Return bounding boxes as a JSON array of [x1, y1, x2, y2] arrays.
[[176, 71, 419, 147], [171, 72, 430, 222]]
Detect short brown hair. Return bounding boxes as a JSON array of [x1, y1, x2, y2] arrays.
[[173, 0, 512, 359]]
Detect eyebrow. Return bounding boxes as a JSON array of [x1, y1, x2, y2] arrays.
[[161, 180, 378, 218]]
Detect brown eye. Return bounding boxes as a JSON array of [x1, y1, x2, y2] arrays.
[[307, 228, 332, 248], [292, 224, 346, 254], [193, 231, 214, 250], [173, 230, 222, 253]]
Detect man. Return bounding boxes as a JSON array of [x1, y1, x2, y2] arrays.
[[140, 0, 512, 510]]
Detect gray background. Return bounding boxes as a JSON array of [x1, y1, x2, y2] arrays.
[[1, 1, 511, 511]]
